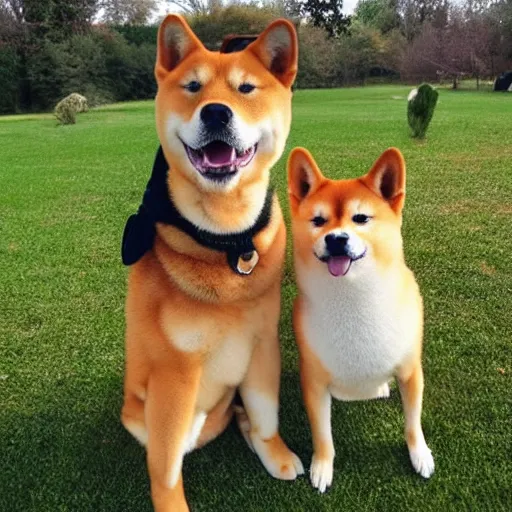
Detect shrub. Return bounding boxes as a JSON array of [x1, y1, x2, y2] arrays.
[[407, 83, 439, 139], [54, 93, 88, 125], [25, 27, 156, 111], [96, 29, 156, 102], [297, 25, 339, 88], [127, 43, 157, 100], [112, 24, 158, 46], [337, 23, 385, 85], [188, 4, 284, 50], [0, 45, 20, 114], [27, 34, 109, 110], [26, 41, 65, 111]]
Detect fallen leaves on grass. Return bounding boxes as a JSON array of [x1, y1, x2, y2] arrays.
[[480, 262, 496, 276]]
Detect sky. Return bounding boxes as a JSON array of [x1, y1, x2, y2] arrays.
[[344, 0, 358, 13], [154, 0, 358, 20]]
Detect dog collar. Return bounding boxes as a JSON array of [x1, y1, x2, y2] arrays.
[[121, 146, 273, 275]]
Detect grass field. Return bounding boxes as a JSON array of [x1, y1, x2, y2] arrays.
[[1, 86, 511, 511]]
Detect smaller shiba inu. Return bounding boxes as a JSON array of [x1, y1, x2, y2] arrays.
[[288, 147, 434, 493]]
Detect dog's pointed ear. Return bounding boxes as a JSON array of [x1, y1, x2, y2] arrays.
[[155, 14, 205, 82], [361, 148, 406, 214], [248, 19, 298, 88], [288, 148, 325, 207]]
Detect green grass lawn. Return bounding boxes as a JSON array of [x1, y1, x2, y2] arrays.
[[1, 86, 511, 511]]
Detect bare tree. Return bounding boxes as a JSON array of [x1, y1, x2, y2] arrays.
[[398, 0, 449, 39], [399, 1, 500, 88], [1, 0, 24, 23], [0, 5, 18, 42], [98, 0, 157, 24], [165, 0, 222, 16]]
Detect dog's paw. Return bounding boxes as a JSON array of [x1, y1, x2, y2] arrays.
[[251, 434, 304, 480], [284, 451, 305, 480], [310, 454, 333, 493], [376, 382, 391, 399], [409, 443, 435, 478]]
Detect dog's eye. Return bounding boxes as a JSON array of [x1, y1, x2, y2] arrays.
[[184, 81, 201, 93], [311, 216, 327, 227], [238, 83, 255, 94], [352, 214, 371, 224]]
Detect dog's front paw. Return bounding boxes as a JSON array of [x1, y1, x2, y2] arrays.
[[310, 454, 333, 493], [251, 433, 304, 480], [409, 443, 435, 478]]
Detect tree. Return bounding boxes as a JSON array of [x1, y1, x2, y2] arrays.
[[296, 24, 339, 87], [0, 1, 24, 40], [337, 23, 385, 83], [188, 4, 282, 49], [0, 0, 51, 24], [165, 0, 221, 16], [0, 45, 20, 113], [0, 0, 98, 39], [355, 0, 400, 33], [50, 0, 98, 32], [398, 0, 449, 39], [299, 0, 351, 37], [485, 0, 512, 64], [98, 0, 157, 24]]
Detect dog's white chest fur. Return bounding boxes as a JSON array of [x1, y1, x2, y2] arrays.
[[203, 332, 254, 386], [300, 267, 415, 393]]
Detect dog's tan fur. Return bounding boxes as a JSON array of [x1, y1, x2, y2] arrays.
[[121, 15, 302, 512]]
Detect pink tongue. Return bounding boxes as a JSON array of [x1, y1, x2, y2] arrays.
[[202, 141, 236, 168], [327, 256, 351, 277]]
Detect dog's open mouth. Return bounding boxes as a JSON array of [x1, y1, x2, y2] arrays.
[[184, 141, 257, 181]]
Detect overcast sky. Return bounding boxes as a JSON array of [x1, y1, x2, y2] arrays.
[[343, 0, 358, 13], [155, 0, 359, 19]]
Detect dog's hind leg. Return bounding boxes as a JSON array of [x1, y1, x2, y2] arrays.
[[146, 363, 203, 512], [234, 403, 254, 452], [121, 321, 152, 446], [195, 388, 236, 449], [122, 391, 148, 446], [121, 347, 150, 446]]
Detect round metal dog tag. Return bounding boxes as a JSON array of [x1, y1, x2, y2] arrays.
[[236, 251, 259, 275]]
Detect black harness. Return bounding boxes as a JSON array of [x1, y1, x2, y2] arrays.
[[121, 146, 273, 275], [121, 35, 270, 275]]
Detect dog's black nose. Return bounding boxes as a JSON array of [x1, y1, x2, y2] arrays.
[[325, 232, 349, 256], [200, 103, 233, 129]]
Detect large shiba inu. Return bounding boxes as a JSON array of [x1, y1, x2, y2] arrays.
[[288, 147, 434, 493], [120, 15, 302, 512]]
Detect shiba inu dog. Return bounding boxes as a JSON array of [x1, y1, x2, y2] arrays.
[[288, 147, 434, 493], [121, 15, 302, 512]]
